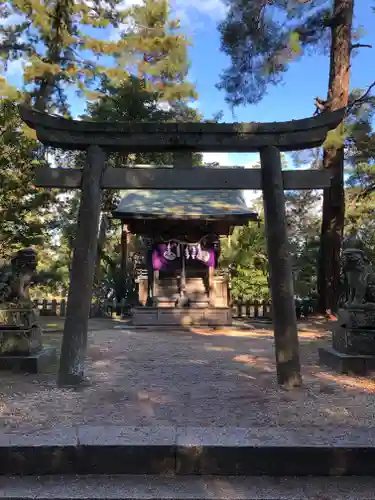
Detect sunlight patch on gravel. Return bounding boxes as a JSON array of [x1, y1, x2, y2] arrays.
[[1, 322, 375, 432]]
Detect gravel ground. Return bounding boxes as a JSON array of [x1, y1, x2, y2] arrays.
[[1, 319, 375, 432]]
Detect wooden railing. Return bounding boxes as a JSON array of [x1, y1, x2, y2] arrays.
[[32, 299, 113, 318], [231, 298, 316, 320], [33, 299, 66, 317], [33, 298, 316, 320], [231, 300, 272, 319]]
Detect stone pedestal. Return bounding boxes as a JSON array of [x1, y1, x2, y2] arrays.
[[0, 307, 56, 373], [318, 345, 375, 376], [319, 307, 375, 375], [0, 325, 42, 355]]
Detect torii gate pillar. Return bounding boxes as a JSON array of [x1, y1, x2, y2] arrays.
[[58, 146, 106, 386], [261, 146, 301, 387]]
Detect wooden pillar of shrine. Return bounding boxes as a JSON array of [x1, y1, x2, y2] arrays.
[[260, 145, 302, 388], [209, 238, 220, 306], [58, 145, 106, 387], [153, 270, 159, 304], [120, 223, 130, 277], [208, 266, 215, 306], [146, 238, 154, 306]]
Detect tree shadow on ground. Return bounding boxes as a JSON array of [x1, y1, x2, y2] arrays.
[[0, 316, 374, 432]]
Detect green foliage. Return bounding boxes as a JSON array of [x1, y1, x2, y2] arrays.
[[292, 239, 320, 299], [344, 93, 375, 259], [285, 189, 321, 298], [0, 0, 133, 112], [116, 0, 197, 105], [289, 32, 302, 56], [230, 266, 270, 302], [221, 216, 269, 301], [217, 0, 332, 106], [30, 246, 69, 297], [220, 187, 323, 302], [0, 0, 195, 113], [0, 99, 68, 296], [219, 181, 325, 303], [0, 77, 22, 100], [324, 124, 346, 150], [85, 75, 202, 168], [0, 99, 55, 260], [93, 226, 143, 305]]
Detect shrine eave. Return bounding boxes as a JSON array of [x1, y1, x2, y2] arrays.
[[112, 189, 257, 223], [112, 212, 258, 222], [19, 105, 346, 153]]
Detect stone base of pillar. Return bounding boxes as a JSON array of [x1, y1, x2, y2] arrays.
[[319, 345, 375, 376], [0, 346, 56, 373]]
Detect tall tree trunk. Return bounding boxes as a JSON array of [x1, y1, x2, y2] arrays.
[[317, 0, 354, 315]]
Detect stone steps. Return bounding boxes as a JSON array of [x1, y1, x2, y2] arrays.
[[157, 297, 209, 307], [1, 475, 375, 499], [2, 425, 375, 477]]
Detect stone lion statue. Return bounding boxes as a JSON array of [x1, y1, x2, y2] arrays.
[[342, 247, 375, 308], [0, 248, 38, 306]]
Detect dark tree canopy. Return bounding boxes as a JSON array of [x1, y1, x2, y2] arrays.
[[217, 0, 333, 107], [0, 100, 55, 260]]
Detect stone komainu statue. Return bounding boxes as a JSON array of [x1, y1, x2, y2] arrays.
[[0, 248, 38, 306], [342, 248, 375, 308]]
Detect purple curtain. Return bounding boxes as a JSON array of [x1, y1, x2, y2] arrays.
[[152, 244, 180, 271], [152, 243, 216, 270]]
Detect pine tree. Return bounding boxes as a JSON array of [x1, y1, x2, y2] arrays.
[[218, 0, 360, 313], [345, 90, 375, 259], [86, 75, 201, 166], [317, 0, 354, 315], [1, 0, 197, 113], [115, 0, 197, 105], [0, 0, 131, 113], [0, 99, 55, 259]]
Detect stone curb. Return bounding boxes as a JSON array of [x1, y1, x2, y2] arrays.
[[41, 322, 269, 333], [1, 475, 375, 500], [1, 425, 375, 476]]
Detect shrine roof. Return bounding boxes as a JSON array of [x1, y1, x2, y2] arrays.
[[112, 190, 258, 221]]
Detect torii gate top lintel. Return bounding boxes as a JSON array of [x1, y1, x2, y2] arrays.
[[19, 105, 345, 153]]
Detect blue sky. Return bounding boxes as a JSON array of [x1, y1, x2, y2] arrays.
[[184, 0, 375, 168], [4, 0, 375, 175]]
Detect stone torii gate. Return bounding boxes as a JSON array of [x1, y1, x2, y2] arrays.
[[19, 105, 345, 388]]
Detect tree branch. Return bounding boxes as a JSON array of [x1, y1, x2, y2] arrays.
[[0, 43, 35, 55], [354, 182, 375, 200], [350, 43, 372, 52], [347, 80, 375, 112]]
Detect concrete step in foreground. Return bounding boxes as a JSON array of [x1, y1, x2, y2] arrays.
[[2, 425, 375, 476], [1, 475, 375, 500]]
